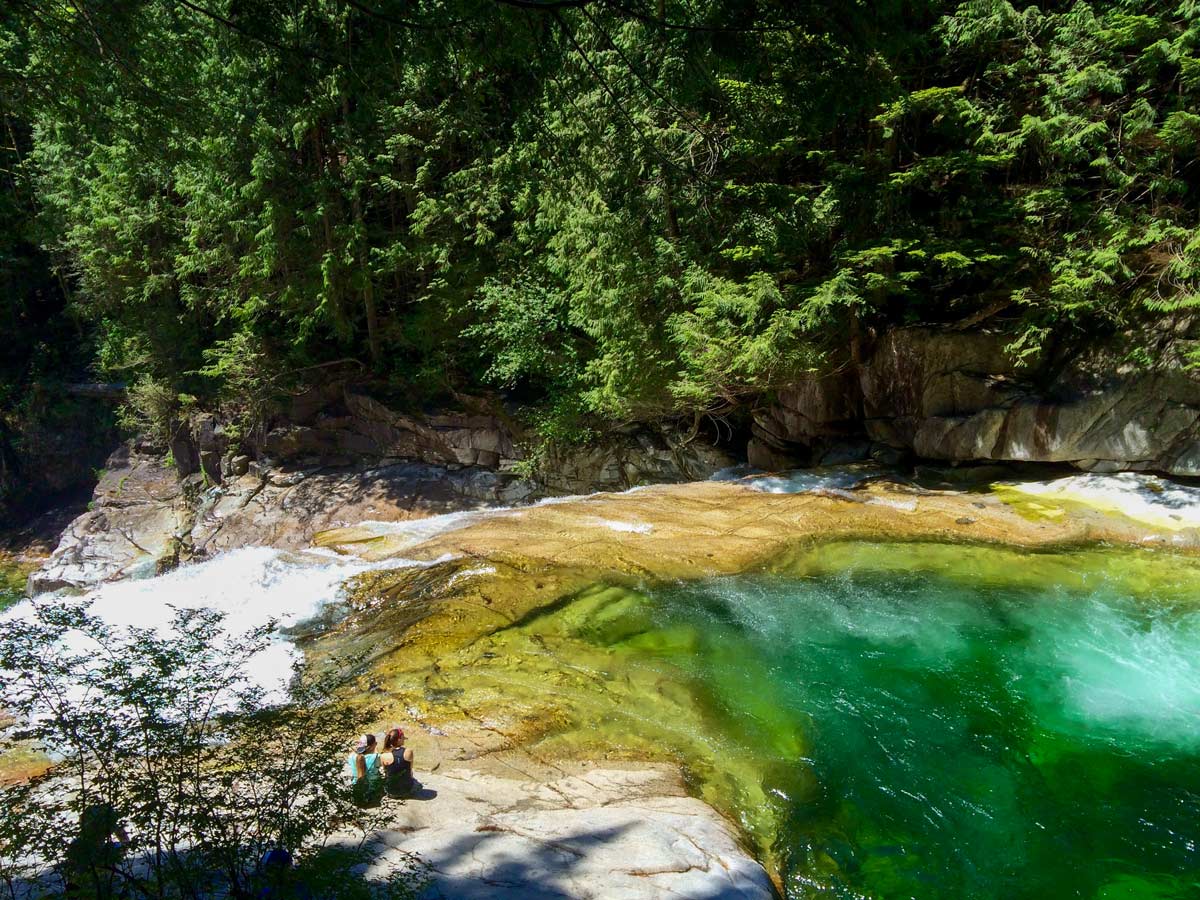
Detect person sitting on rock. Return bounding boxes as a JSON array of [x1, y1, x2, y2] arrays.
[[380, 727, 414, 799], [345, 734, 382, 807], [63, 802, 130, 898], [255, 847, 312, 900]]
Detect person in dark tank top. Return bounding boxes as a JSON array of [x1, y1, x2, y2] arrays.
[[380, 727, 414, 799]]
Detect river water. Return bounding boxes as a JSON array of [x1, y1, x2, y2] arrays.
[[594, 546, 1200, 898], [412, 539, 1200, 899], [8, 474, 1200, 897]]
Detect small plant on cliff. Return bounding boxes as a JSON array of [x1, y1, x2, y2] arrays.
[[118, 377, 180, 450], [0, 558, 28, 614], [0, 600, 425, 899], [198, 332, 281, 449], [508, 396, 598, 481]]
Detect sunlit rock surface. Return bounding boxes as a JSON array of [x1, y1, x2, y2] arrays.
[[316, 474, 1183, 585], [362, 765, 774, 900], [29, 445, 186, 591]]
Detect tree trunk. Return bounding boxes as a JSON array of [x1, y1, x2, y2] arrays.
[[663, 171, 680, 242], [313, 126, 344, 334], [360, 228, 382, 369], [343, 94, 382, 369]]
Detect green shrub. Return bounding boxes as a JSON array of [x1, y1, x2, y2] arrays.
[[0, 600, 425, 899]]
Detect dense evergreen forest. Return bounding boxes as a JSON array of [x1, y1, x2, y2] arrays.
[[2, 0, 1199, 455]]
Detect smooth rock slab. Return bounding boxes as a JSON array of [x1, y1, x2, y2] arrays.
[[361, 766, 776, 900]]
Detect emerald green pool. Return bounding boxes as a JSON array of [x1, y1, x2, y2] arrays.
[[479, 542, 1200, 898]]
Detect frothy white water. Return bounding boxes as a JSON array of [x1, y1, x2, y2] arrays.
[[326, 506, 503, 549], [732, 466, 879, 494], [10, 540, 456, 700], [997, 472, 1200, 531], [1027, 596, 1200, 748], [445, 565, 497, 588], [710, 464, 760, 482], [590, 518, 654, 534], [341, 486, 664, 547]]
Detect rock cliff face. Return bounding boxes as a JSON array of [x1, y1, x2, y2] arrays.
[[31, 389, 734, 593], [173, 384, 733, 496], [752, 328, 1200, 476]]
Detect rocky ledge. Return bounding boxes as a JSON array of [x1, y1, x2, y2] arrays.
[[174, 385, 732, 498], [752, 327, 1200, 475], [361, 764, 774, 900], [30, 432, 734, 594], [27, 381, 736, 593], [29, 445, 534, 593]]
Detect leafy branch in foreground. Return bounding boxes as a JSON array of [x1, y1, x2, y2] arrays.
[[0, 600, 424, 900]]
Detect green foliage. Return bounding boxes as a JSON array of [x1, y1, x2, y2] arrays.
[[118, 377, 182, 449], [668, 270, 822, 409], [198, 332, 281, 445], [0, 599, 422, 899], [0, 558, 28, 613], [1, 0, 1198, 441]]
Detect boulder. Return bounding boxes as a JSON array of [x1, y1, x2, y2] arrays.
[[168, 425, 200, 477], [343, 392, 459, 462], [749, 369, 864, 469], [29, 445, 186, 592]]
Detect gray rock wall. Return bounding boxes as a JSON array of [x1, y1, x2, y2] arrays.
[[169, 386, 733, 494], [30, 392, 735, 593], [752, 328, 1200, 475]]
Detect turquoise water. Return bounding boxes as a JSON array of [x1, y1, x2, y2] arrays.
[[579, 547, 1200, 898]]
